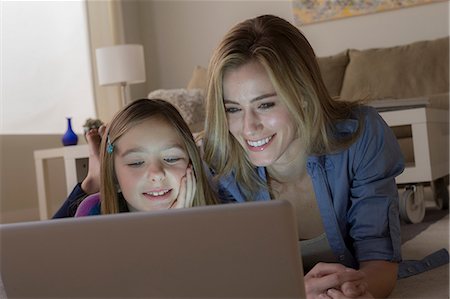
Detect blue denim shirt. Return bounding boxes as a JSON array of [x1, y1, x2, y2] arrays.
[[216, 106, 404, 269]]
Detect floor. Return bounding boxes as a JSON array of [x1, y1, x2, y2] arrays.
[[389, 214, 449, 298]]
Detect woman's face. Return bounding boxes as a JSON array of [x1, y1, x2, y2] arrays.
[[223, 61, 301, 167], [113, 117, 190, 211]]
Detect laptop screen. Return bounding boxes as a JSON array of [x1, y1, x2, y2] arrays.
[[1, 200, 305, 298]]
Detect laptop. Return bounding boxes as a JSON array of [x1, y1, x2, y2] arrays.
[[1, 200, 305, 298]]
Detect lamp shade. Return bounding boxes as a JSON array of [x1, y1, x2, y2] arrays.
[[95, 44, 146, 86]]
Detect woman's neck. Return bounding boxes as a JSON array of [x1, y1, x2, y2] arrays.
[[266, 138, 308, 183]]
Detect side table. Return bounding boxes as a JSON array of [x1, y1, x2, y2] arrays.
[[379, 106, 449, 223], [34, 145, 89, 220]]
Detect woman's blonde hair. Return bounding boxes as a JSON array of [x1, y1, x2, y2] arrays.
[[203, 14, 362, 199], [100, 98, 218, 214]]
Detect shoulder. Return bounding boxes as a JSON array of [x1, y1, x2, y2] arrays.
[[334, 105, 385, 136], [330, 105, 404, 175], [75, 193, 101, 217], [334, 106, 399, 151]]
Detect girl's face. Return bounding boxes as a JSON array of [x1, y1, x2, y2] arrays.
[[113, 117, 190, 211], [223, 61, 301, 167]]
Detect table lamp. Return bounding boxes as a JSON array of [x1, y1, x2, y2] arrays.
[[95, 44, 146, 107]]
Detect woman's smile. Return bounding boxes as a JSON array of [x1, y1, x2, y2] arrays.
[[245, 134, 275, 151]]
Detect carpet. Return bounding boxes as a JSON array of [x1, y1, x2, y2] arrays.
[[401, 207, 449, 244], [390, 213, 449, 298]]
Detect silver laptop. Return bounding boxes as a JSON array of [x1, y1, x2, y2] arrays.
[[1, 200, 305, 298]]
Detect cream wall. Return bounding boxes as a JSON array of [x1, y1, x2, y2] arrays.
[[131, 0, 449, 91], [0, 135, 86, 223]]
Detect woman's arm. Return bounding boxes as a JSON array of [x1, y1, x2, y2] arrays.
[[359, 260, 398, 298]]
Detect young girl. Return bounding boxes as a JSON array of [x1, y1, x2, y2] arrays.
[[75, 98, 217, 216]]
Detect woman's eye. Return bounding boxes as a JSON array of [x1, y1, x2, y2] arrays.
[[259, 102, 275, 110], [127, 161, 144, 167], [225, 106, 240, 114]]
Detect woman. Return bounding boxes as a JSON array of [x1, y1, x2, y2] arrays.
[[202, 15, 404, 298]]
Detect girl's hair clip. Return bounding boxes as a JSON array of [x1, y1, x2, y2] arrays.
[[107, 135, 114, 154]]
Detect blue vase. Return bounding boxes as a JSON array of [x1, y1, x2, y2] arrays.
[[62, 117, 78, 146]]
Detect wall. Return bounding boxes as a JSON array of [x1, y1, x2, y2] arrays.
[[132, 0, 448, 91], [302, 1, 449, 57], [136, 0, 294, 91], [0, 135, 86, 223]]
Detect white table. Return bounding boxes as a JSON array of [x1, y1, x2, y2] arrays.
[[379, 107, 449, 184], [34, 145, 89, 220], [379, 107, 449, 223]]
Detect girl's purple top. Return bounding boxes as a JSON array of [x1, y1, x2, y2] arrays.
[[75, 193, 101, 216]]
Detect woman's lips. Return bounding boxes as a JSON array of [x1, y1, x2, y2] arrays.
[[245, 134, 274, 152]]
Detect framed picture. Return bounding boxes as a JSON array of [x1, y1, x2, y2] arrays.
[[293, 0, 447, 25]]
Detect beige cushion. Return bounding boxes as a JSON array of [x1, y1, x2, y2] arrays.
[[148, 88, 205, 131], [340, 37, 449, 101], [317, 50, 349, 98], [187, 65, 207, 90]]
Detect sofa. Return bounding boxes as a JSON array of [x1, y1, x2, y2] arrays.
[[149, 36, 448, 130], [148, 36, 449, 222]]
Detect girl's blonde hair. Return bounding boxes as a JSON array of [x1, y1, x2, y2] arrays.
[[100, 98, 218, 214], [203, 14, 362, 199]]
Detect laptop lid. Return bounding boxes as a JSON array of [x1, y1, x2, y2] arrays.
[[1, 200, 305, 298]]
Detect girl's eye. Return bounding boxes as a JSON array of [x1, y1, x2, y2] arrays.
[[225, 106, 240, 114], [259, 102, 275, 110], [164, 157, 181, 164], [127, 161, 144, 167]]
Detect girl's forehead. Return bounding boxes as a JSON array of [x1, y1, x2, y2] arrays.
[[115, 117, 187, 152]]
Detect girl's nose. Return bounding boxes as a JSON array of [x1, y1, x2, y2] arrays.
[[147, 162, 165, 182]]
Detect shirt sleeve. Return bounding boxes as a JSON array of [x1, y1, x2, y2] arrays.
[[348, 107, 404, 262], [74, 193, 101, 217], [52, 183, 87, 218]]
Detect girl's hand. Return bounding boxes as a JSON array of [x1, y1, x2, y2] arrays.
[[305, 263, 367, 299], [172, 166, 196, 209]]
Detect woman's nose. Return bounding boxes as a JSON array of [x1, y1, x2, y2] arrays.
[[242, 110, 261, 136]]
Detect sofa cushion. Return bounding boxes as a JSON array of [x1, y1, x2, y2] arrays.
[[340, 37, 449, 101], [317, 50, 349, 98], [148, 88, 205, 132]]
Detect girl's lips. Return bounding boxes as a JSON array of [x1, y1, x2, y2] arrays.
[[142, 189, 172, 201], [245, 134, 275, 152]]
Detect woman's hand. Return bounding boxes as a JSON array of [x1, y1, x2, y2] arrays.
[[304, 263, 368, 299], [324, 288, 373, 299], [172, 166, 196, 208]]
